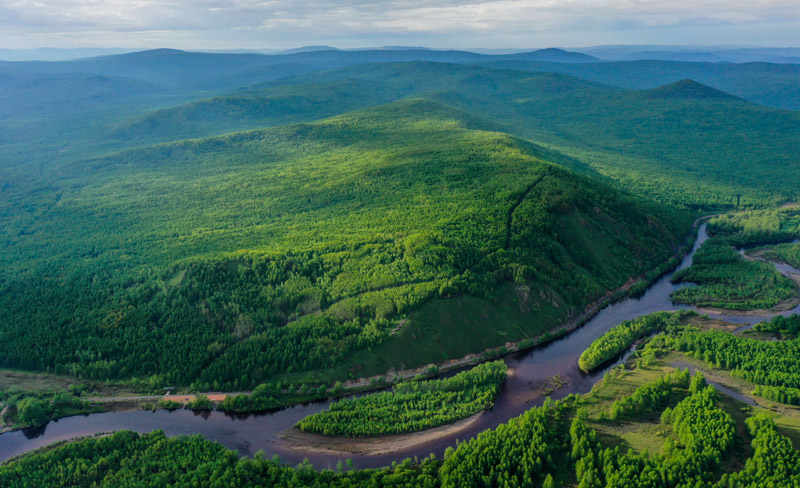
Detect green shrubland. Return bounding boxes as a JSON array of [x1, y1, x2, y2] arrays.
[[0, 387, 100, 428]]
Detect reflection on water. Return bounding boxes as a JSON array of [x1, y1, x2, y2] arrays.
[[1, 224, 798, 469], [21, 424, 47, 440]]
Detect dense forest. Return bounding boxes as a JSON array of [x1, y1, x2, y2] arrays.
[[4, 55, 800, 394], [3, 48, 800, 486], [673, 328, 800, 406], [670, 238, 797, 309], [0, 100, 690, 391], [297, 361, 506, 437], [102, 61, 800, 208]]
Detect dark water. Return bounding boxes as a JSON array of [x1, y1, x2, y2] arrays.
[[670, 360, 758, 407], [1, 224, 797, 468]]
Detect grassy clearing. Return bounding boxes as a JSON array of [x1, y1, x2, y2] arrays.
[[0, 369, 132, 398], [581, 363, 681, 454]]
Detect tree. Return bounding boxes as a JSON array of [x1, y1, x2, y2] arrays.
[[16, 397, 50, 426]]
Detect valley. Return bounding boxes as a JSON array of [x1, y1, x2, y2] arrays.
[[3, 221, 800, 473], [1, 46, 799, 487]]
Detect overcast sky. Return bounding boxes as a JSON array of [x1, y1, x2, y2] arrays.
[[2, 0, 800, 50]]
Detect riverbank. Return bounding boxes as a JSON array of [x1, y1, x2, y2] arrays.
[[0, 217, 724, 468], [280, 412, 485, 456]]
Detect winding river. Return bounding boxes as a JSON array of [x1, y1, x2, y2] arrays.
[[1, 224, 799, 468]]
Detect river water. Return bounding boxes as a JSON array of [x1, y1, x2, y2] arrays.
[[1, 224, 798, 468]]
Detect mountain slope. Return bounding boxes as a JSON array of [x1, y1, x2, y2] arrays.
[[110, 79, 404, 142], [477, 59, 800, 110], [117, 62, 800, 208], [0, 100, 690, 389]]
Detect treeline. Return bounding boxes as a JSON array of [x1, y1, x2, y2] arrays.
[[217, 384, 285, 413], [752, 385, 800, 406], [754, 314, 800, 338], [296, 361, 507, 437], [607, 369, 690, 420], [438, 397, 570, 488], [0, 387, 99, 428], [0, 430, 442, 488], [578, 311, 688, 372], [673, 328, 800, 405]]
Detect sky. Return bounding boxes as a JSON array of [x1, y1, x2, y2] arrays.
[[1, 0, 800, 50]]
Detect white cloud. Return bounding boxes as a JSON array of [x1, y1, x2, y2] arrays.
[[1, 0, 799, 48]]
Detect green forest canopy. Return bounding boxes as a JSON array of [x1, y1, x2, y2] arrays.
[[0, 100, 690, 389]]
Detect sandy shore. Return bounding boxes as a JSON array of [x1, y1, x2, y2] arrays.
[[278, 412, 484, 456]]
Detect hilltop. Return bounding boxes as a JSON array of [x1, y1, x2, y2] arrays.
[[0, 99, 690, 389], [111, 62, 800, 208]]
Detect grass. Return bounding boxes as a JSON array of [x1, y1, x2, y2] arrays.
[[0, 369, 133, 398], [0, 370, 84, 394], [342, 282, 564, 375], [581, 363, 680, 454]]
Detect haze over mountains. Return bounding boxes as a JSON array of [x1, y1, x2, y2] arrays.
[[3, 47, 800, 204], [2, 35, 800, 486], [3, 45, 800, 63]]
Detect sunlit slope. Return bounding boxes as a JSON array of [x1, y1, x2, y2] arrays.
[[319, 63, 800, 208], [119, 62, 800, 208], [0, 100, 689, 388]]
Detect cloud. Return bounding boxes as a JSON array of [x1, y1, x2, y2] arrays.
[[1, 0, 799, 48]]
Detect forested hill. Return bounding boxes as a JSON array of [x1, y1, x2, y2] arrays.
[[477, 58, 800, 111], [0, 100, 690, 389], [114, 62, 800, 208]]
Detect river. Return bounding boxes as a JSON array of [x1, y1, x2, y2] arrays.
[[1, 224, 798, 468]]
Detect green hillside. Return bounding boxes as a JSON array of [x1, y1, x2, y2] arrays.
[[116, 62, 800, 208], [0, 100, 689, 389], [478, 59, 800, 111], [109, 79, 404, 143]]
